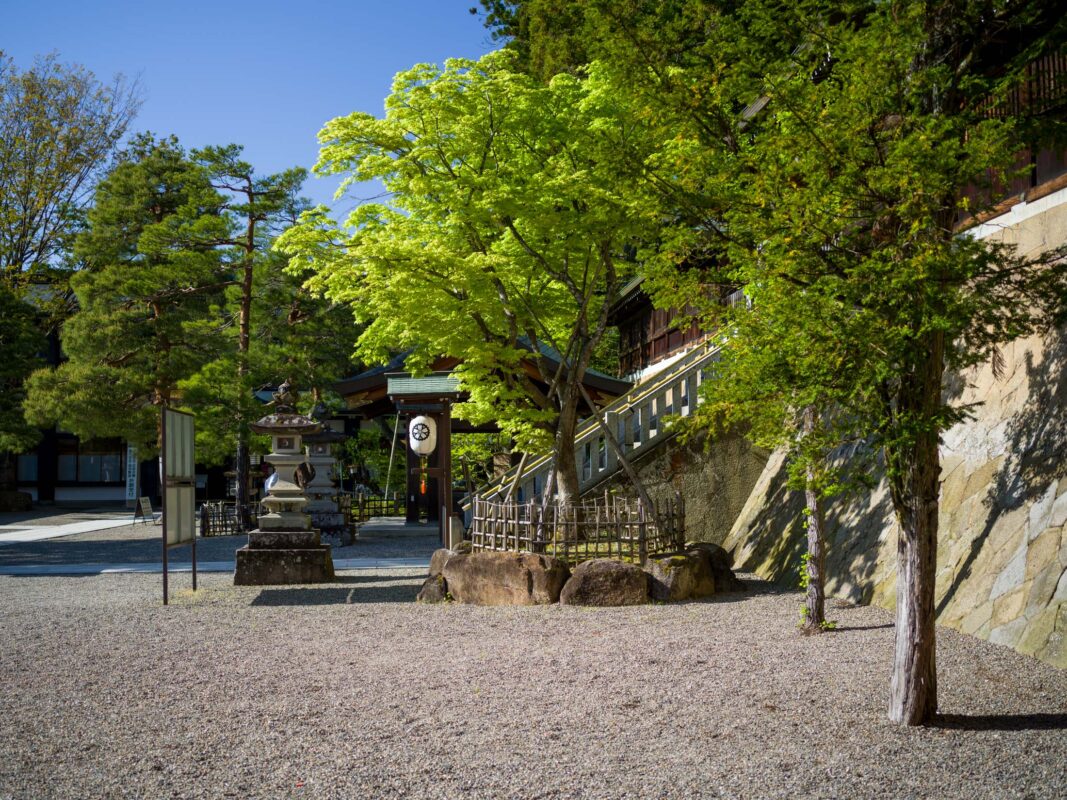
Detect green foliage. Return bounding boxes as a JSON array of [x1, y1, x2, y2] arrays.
[[0, 52, 139, 460], [0, 51, 140, 296], [452, 432, 510, 487], [23, 133, 355, 468], [340, 426, 406, 495], [24, 135, 229, 455], [0, 287, 45, 453], [279, 51, 657, 497], [707, 3, 1064, 470], [580, 0, 1067, 492], [474, 0, 593, 82], [177, 146, 356, 465]]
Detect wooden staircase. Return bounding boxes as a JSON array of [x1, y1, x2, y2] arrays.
[[479, 339, 723, 503]]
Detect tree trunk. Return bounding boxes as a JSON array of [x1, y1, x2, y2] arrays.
[[234, 218, 255, 532], [553, 390, 581, 505], [802, 480, 827, 631], [886, 335, 944, 725], [801, 408, 827, 633]]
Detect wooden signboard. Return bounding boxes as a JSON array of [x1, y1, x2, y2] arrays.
[[134, 496, 156, 524], [161, 408, 197, 605]]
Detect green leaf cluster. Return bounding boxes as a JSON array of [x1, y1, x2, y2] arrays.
[[278, 51, 659, 497]]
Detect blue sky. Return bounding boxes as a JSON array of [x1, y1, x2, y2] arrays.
[[4, 0, 496, 209]]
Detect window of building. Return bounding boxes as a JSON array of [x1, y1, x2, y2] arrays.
[[56, 439, 124, 483], [17, 454, 37, 482]]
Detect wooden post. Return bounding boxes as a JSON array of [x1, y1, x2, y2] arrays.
[[439, 402, 452, 548], [638, 499, 648, 565], [405, 445, 420, 524]]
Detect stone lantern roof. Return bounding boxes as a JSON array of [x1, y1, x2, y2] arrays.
[[249, 379, 321, 436]]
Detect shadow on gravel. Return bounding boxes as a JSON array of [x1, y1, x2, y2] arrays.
[[832, 623, 894, 632], [737, 577, 792, 595], [250, 577, 421, 606], [933, 713, 1067, 731], [0, 535, 245, 565]]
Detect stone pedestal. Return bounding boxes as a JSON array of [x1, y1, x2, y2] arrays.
[[234, 404, 334, 585]]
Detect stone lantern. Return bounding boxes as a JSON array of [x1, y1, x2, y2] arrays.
[[303, 406, 349, 545], [234, 381, 335, 585]]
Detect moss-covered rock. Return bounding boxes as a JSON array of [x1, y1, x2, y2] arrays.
[[416, 573, 449, 603], [646, 552, 714, 601], [560, 559, 649, 606]]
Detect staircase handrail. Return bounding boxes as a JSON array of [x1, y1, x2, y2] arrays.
[[477, 337, 723, 502]]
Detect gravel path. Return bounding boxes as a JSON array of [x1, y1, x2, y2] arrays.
[[0, 571, 1063, 799]]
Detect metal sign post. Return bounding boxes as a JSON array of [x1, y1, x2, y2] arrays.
[[161, 408, 197, 605]]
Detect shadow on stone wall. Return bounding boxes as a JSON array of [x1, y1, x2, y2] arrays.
[[936, 329, 1067, 617], [726, 326, 1067, 666], [594, 429, 769, 548], [728, 445, 894, 604]]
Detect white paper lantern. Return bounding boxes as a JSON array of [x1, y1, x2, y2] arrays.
[[408, 415, 437, 456]]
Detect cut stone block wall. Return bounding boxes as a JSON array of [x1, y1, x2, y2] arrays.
[[595, 430, 769, 548]]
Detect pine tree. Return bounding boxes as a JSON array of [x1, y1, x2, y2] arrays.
[[24, 135, 229, 453]]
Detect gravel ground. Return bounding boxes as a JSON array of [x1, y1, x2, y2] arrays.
[[0, 507, 132, 528], [0, 523, 245, 566], [0, 571, 1064, 799]]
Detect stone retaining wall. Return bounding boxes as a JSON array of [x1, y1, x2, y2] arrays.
[[595, 429, 769, 546]]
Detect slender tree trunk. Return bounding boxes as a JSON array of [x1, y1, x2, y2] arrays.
[[234, 223, 254, 532], [803, 477, 827, 630], [886, 334, 944, 725], [554, 387, 581, 505], [801, 408, 827, 633]]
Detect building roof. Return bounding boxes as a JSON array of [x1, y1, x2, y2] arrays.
[[335, 340, 631, 420], [387, 374, 461, 397]]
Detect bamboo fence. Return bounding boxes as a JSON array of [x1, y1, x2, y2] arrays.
[[469, 491, 685, 565]]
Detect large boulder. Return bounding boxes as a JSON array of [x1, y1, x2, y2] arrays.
[[560, 559, 650, 606], [428, 543, 473, 578], [416, 573, 449, 603], [442, 551, 570, 605], [429, 547, 453, 578], [687, 542, 746, 593], [646, 552, 715, 601]]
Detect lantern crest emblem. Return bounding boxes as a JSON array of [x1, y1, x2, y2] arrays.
[[408, 415, 437, 456]]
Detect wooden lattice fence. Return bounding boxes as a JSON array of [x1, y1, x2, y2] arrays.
[[469, 493, 685, 565], [339, 493, 406, 525], [199, 501, 258, 536]]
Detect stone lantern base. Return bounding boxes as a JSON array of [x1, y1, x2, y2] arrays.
[[234, 529, 335, 585]]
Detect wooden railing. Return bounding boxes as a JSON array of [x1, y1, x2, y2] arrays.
[[470, 493, 685, 565], [479, 334, 725, 505]]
